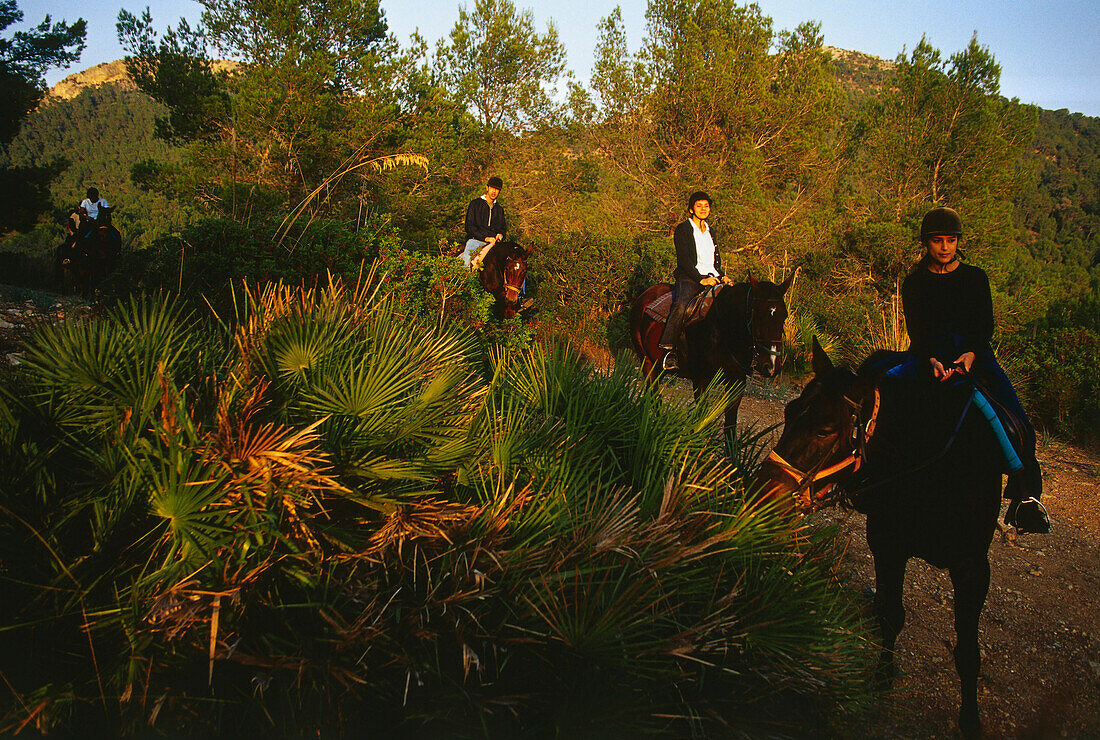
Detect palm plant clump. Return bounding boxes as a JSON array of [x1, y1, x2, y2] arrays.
[[0, 275, 873, 736]]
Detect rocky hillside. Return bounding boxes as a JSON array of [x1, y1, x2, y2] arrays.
[[822, 46, 896, 104], [47, 60, 136, 101], [46, 58, 239, 102]]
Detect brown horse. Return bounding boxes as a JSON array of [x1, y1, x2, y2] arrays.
[[56, 213, 121, 296], [477, 241, 529, 319], [629, 273, 792, 429], [756, 339, 1004, 738]]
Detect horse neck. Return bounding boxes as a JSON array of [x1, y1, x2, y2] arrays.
[[710, 283, 751, 335], [865, 375, 987, 467]]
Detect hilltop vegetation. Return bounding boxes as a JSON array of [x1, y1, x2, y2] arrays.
[[0, 0, 1096, 440]]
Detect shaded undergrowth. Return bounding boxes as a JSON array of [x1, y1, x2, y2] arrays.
[[0, 274, 875, 736]]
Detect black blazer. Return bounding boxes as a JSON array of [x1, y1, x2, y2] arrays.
[[673, 219, 722, 282]]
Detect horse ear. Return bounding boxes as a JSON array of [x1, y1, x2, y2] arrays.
[[811, 336, 833, 377], [748, 272, 759, 289], [778, 270, 795, 295]]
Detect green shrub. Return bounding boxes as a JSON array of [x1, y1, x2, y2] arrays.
[[0, 286, 874, 736], [531, 232, 673, 350], [1008, 326, 1100, 446], [128, 214, 401, 307]]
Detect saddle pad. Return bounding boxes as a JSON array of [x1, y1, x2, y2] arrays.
[[643, 289, 673, 321], [643, 285, 720, 325]]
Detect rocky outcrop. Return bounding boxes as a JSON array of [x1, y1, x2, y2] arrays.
[[47, 59, 239, 102], [48, 60, 136, 100]]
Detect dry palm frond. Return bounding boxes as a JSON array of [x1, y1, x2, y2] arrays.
[[363, 498, 483, 559], [275, 150, 428, 249]]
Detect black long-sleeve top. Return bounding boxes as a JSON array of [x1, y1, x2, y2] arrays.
[[901, 262, 994, 359], [672, 219, 723, 282], [464, 196, 507, 241]]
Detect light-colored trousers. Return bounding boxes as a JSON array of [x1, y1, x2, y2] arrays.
[[461, 238, 486, 268]]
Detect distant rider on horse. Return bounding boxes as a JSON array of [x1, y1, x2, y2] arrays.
[[659, 191, 734, 371], [892, 206, 1049, 533], [462, 176, 507, 269], [76, 187, 121, 249]]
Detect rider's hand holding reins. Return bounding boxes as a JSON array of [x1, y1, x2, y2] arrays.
[[930, 351, 975, 382], [701, 276, 720, 287]]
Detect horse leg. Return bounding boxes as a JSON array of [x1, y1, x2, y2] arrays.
[[871, 548, 907, 687], [691, 370, 716, 403], [949, 555, 990, 739], [722, 371, 746, 431]]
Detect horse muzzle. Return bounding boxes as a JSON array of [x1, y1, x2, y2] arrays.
[[754, 343, 782, 377], [756, 449, 860, 510]]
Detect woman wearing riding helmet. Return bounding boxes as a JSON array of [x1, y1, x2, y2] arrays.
[[900, 206, 1049, 533], [658, 191, 734, 371]]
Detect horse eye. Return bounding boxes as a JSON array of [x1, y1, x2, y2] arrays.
[[815, 427, 836, 438]]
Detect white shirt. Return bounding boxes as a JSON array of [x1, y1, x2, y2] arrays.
[[691, 219, 718, 277], [81, 198, 109, 220]]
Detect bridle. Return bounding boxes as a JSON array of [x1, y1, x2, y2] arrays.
[[502, 255, 525, 302], [727, 284, 786, 372], [765, 386, 881, 508], [747, 289, 785, 360]]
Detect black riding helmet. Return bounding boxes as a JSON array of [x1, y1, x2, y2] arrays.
[[688, 190, 711, 214], [920, 207, 962, 241]]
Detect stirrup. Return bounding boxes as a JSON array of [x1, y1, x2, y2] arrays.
[[1006, 497, 1051, 534], [661, 350, 679, 371]]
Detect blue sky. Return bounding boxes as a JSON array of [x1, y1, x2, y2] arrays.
[[18, 0, 1100, 116]]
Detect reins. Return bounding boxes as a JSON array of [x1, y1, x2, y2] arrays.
[[838, 392, 974, 502]]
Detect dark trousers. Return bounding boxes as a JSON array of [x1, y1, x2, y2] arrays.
[[659, 279, 705, 350]]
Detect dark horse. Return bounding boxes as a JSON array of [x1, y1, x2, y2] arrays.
[[756, 339, 1005, 738], [56, 212, 120, 296], [630, 273, 792, 429], [477, 240, 529, 319]]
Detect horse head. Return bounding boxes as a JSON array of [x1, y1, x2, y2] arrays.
[[744, 271, 793, 377], [480, 241, 528, 317], [501, 242, 528, 309], [755, 337, 877, 509]]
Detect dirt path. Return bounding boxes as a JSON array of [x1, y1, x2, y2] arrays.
[[737, 378, 1100, 738]]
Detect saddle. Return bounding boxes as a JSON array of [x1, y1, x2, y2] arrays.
[[643, 284, 721, 326]]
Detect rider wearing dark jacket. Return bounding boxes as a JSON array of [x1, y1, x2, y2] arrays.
[[659, 191, 734, 371], [464, 191, 507, 244], [898, 206, 1049, 533], [462, 176, 507, 269]]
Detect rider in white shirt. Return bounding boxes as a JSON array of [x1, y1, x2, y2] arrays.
[[78, 187, 112, 235]]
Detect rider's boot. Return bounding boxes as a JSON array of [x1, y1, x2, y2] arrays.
[[1003, 462, 1050, 534]]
